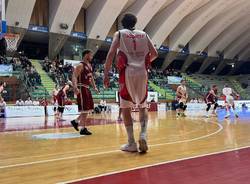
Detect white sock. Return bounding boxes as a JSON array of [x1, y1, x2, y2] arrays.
[[140, 120, 148, 139], [125, 125, 135, 145]]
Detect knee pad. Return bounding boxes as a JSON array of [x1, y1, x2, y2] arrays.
[[183, 105, 187, 111], [214, 103, 218, 109], [206, 104, 211, 111], [179, 102, 184, 109]]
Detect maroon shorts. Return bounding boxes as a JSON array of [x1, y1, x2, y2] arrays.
[[77, 87, 94, 112]]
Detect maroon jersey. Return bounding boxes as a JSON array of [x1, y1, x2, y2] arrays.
[[77, 62, 94, 112], [205, 89, 217, 104], [57, 85, 66, 107], [78, 62, 93, 86]]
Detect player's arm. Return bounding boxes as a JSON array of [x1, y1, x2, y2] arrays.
[[63, 85, 69, 98], [72, 65, 82, 95], [147, 34, 158, 62], [104, 32, 120, 88]]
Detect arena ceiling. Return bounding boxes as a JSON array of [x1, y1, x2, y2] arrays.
[[4, 0, 250, 74]]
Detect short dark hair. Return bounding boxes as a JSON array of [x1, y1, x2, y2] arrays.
[[82, 49, 92, 57], [121, 13, 137, 30]]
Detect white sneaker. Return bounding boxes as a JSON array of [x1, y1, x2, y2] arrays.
[[138, 138, 148, 153], [225, 114, 230, 118], [120, 143, 138, 152], [205, 115, 210, 118]]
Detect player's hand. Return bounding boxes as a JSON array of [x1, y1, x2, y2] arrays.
[[104, 75, 110, 88]]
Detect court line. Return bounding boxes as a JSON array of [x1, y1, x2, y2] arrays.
[[0, 119, 214, 163], [0, 121, 222, 170], [58, 144, 250, 184], [0, 123, 204, 164]]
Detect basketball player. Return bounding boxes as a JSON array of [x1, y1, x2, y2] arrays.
[[56, 81, 72, 120], [52, 85, 59, 116], [71, 50, 99, 135], [205, 85, 219, 118], [176, 80, 188, 117], [222, 85, 239, 118], [104, 13, 158, 152], [0, 81, 6, 99]]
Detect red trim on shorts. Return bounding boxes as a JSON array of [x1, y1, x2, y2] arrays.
[[117, 51, 134, 103]]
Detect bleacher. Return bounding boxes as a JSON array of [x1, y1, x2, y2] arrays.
[[184, 74, 250, 99]]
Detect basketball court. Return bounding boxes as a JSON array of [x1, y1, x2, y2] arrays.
[[1, 109, 250, 184], [1, 0, 250, 184]]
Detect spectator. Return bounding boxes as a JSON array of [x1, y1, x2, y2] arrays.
[[16, 99, 24, 106], [33, 99, 40, 106], [0, 34, 7, 57], [25, 97, 33, 106], [98, 99, 107, 112]]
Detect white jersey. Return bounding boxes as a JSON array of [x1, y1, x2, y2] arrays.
[[118, 29, 151, 108], [223, 87, 234, 105], [176, 85, 187, 103], [119, 29, 150, 73], [223, 87, 232, 96]]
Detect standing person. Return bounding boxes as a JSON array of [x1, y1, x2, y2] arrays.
[[0, 82, 6, 99], [52, 85, 59, 116], [56, 82, 72, 120], [176, 80, 188, 117], [222, 85, 239, 118], [104, 13, 158, 153], [204, 85, 219, 118], [0, 35, 7, 57], [71, 50, 99, 135]]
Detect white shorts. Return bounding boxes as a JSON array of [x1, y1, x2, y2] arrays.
[[225, 95, 234, 106], [120, 68, 148, 109]]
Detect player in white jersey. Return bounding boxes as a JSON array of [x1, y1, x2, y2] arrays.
[[104, 13, 158, 153], [176, 80, 188, 117], [222, 85, 239, 118]]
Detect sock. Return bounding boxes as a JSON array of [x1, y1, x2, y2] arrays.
[[140, 120, 148, 139], [206, 111, 209, 116], [125, 125, 135, 145]]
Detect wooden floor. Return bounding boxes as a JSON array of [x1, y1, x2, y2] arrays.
[[0, 110, 250, 184]]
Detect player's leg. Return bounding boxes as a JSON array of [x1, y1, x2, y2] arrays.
[[225, 103, 230, 118], [212, 102, 218, 116], [206, 103, 211, 117], [117, 107, 122, 121], [179, 102, 186, 117], [138, 107, 148, 152], [182, 103, 187, 117], [79, 112, 92, 135], [231, 102, 238, 118], [176, 103, 180, 117], [120, 107, 137, 152]]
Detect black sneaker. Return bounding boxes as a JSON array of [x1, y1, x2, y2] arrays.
[[80, 128, 92, 135], [71, 120, 79, 131]]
